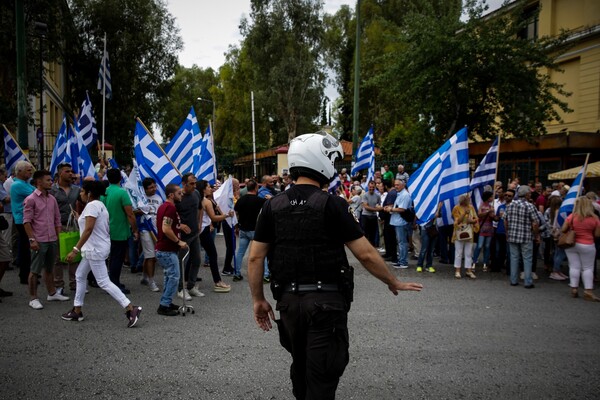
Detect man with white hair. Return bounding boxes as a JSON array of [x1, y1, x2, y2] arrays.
[[395, 164, 409, 184], [10, 160, 34, 284]]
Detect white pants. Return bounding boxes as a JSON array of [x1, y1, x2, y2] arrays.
[[454, 240, 474, 269], [565, 243, 596, 290], [75, 257, 130, 308]]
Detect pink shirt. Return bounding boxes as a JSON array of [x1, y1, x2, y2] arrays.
[[23, 189, 61, 242], [566, 214, 600, 245]]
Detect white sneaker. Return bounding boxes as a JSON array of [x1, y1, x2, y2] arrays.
[[148, 281, 160, 292], [178, 289, 192, 301], [519, 272, 524, 280], [29, 298, 44, 309], [47, 291, 70, 301], [188, 287, 205, 297], [532, 272, 539, 280]]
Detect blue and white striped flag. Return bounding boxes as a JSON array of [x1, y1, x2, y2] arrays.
[[134, 120, 181, 200], [351, 126, 375, 182], [409, 127, 470, 224], [77, 92, 98, 151], [198, 124, 216, 185], [557, 164, 586, 227], [470, 137, 498, 209], [166, 106, 201, 176], [97, 46, 112, 100], [2, 125, 28, 174], [65, 124, 80, 175], [49, 116, 69, 177], [72, 124, 98, 180], [328, 169, 341, 194]]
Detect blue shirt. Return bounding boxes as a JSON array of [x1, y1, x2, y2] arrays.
[[390, 189, 411, 226], [11, 178, 34, 224]]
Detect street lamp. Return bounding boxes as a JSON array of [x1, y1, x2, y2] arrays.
[[197, 97, 215, 134]]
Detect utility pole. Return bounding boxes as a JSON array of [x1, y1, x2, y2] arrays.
[[16, 0, 28, 150], [352, 0, 362, 158]]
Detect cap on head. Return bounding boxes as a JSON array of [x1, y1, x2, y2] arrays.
[[288, 131, 343, 185]]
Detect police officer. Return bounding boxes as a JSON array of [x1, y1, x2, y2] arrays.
[[248, 131, 423, 400]]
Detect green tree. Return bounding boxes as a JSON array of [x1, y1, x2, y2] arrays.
[[156, 65, 219, 142], [68, 0, 182, 162], [240, 0, 326, 143], [0, 0, 80, 130], [379, 0, 571, 141]]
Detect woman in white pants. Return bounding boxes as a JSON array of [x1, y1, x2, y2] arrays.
[[561, 196, 600, 302], [452, 194, 479, 279], [61, 180, 142, 327]]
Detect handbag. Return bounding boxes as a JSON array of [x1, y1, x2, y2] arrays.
[[456, 223, 473, 241], [59, 209, 81, 262], [557, 220, 575, 249]]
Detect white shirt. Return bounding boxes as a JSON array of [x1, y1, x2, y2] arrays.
[[78, 200, 111, 260]]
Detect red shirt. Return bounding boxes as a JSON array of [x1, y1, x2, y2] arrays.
[[155, 201, 181, 252], [566, 214, 600, 245]]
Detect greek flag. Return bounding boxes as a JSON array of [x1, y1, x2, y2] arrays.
[[409, 127, 470, 224], [351, 126, 375, 182], [470, 137, 498, 209], [198, 125, 216, 185], [77, 92, 98, 150], [557, 165, 586, 226], [328, 169, 341, 194], [71, 124, 98, 180], [165, 106, 201, 176], [97, 47, 112, 99], [2, 125, 27, 174], [49, 116, 70, 177], [134, 120, 181, 200], [108, 158, 119, 169]]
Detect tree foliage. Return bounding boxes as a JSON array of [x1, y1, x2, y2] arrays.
[[325, 0, 571, 155], [156, 65, 219, 142], [239, 0, 326, 143], [68, 0, 182, 162]]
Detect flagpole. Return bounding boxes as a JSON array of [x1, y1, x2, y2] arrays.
[[101, 32, 107, 160], [136, 117, 183, 177], [209, 119, 217, 178], [577, 153, 590, 197], [494, 134, 501, 184]]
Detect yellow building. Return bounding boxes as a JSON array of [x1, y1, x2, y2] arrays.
[[471, 0, 600, 186]]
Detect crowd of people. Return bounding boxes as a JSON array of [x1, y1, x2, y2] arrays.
[[0, 158, 598, 328], [332, 164, 600, 300]]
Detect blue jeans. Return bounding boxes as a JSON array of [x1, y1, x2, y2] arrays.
[[235, 230, 254, 276], [156, 250, 181, 307], [417, 228, 435, 267], [472, 235, 492, 265], [509, 242, 533, 286], [394, 224, 410, 266], [553, 246, 566, 272]]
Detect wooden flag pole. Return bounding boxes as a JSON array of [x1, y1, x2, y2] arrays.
[[577, 153, 590, 197], [136, 117, 183, 177]]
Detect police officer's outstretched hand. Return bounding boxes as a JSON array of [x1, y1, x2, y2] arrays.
[[388, 281, 423, 296], [253, 300, 275, 331]]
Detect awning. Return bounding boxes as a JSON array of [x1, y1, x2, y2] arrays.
[[548, 161, 600, 180]]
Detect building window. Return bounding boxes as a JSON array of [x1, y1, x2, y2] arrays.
[[518, 3, 539, 41]]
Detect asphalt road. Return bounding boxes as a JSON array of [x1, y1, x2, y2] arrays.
[[1, 235, 599, 400]]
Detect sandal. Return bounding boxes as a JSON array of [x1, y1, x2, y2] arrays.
[[214, 282, 231, 293]]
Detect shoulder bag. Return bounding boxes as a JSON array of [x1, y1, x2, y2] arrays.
[[557, 218, 575, 249]]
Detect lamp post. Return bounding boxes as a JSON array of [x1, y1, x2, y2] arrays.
[[34, 21, 48, 170], [197, 97, 215, 135]]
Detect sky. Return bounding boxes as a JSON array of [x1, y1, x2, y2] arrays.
[[165, 0, 506, 100]]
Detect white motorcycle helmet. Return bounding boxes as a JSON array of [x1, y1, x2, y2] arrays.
[[288, 131, 344, 185]]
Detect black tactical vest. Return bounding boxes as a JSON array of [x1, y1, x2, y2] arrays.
[[268, 189, 349, 285]]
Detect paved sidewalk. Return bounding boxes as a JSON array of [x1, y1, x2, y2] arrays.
[[1, 236, 598, 399]]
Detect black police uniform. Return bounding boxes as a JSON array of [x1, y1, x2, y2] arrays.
[[254, 184, 363, 400]]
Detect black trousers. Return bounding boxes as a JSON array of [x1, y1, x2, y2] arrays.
[[108, 239, 128, 288], [222, 222, 235, 272], [382, 216, 397, 261], [361, 215, 378, 247], [275, 291, 349, 400]]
